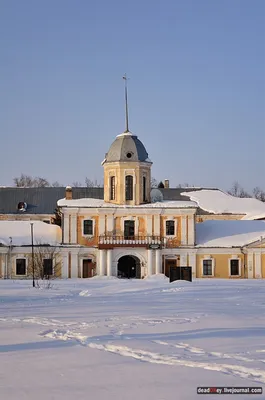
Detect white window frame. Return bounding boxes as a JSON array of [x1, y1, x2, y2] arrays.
[[82, 218, 95, 238], [228, 257, 241, 277], [15, 257, 27, 276], [201, 257, 215, 277], [164, 218, 177, 238]]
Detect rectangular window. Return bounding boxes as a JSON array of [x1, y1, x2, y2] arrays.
[[83, 220, 93, 235], [125, 175, 133, 201], [16, 259, 26, 275], [43, 259, 53, 276], [166, 220, 175, 236], [230, 259, 239, 276], [124, 220, 135, 239], [110, 176, 115, 200], [203, 259, 212, 276], [143, 176, 147, 202]]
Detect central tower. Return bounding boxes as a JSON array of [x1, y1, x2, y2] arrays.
[[102, 76, 152, 205]]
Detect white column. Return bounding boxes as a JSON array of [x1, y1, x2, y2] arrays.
[[99, 215, 105, 236], [180, 254, 187, 266], [147, 249, 153, 276], [107, 250, 113, 276], [71, 215, 77, 244], [63, 215, 70, 243], [154, 215, 160, 236], [71, 252, 79, 278], [99, 249, 106, 276], [187, 216, 195, 245], [107, 215, 114, 233], [61, 253, 68, 278], [189, 253, 196, 278], [181, 216, 187, 245], [248, 252, 254, 279], [254, 253, 261, 278], [155, 250, 161, 274], [146, 215, 152, 236]]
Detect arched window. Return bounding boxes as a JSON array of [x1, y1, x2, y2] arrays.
[[143, 176, 147, 202], [125, 175, 133, 200], [110, 176, 115, 200]]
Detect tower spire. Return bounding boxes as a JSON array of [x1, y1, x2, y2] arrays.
[[123, 74, 129, 132]]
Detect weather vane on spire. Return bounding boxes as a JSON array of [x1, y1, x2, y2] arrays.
[[123, 74, 129, 132]]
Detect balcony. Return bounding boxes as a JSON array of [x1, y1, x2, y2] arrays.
[[98, 235, 181, 249]]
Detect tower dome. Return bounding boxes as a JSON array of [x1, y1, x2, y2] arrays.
[[103, 131, 151, 164]]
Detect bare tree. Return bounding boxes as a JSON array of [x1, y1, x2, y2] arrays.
[[85, 177, 103, 187], [227, 182, 251, 198], [72, 181, 83, 187], [151, 177, 158, 188], [27, 244, 62, 288], [13, 174, 63, 187], [253, 187, 265, 202]]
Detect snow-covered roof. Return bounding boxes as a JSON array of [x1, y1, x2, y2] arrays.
[[182, 189, 265, 220], [0, 221, 62, 246], [196, 220, 265, 247], [57, 198, 197, 209]]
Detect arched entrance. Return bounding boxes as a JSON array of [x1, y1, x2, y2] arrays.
[[117, 255, 141, 279]]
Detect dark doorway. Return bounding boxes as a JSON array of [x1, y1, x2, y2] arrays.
[[118, 255, 141, 279], [82, 259, 95, 278], [165, 259, 177, 277], [169, 266, 192, 282]]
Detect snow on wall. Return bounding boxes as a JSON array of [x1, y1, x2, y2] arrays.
[[182, 190, 265, 220], [0, 221, 62, 246], [196, 220, 265, 247]]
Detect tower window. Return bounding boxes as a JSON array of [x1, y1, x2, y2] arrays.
[[110, 176, 115, 200], [125, 175, 133, 200], [126, 152, 132, 158], [143, 176, 147, 202]]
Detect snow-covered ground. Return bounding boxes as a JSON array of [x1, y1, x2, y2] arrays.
[[0, 276, 264, 399]]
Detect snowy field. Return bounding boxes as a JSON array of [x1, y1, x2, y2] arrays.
[[0, 276, 264, 399]]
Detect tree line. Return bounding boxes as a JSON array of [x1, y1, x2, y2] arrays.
[[12, 174, 265, 202]]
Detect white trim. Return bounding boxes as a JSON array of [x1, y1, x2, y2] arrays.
[[188, 215, 195, 245], [247, 252, 254, 279], [228, 257, 241, 277], [181, 216, 187, 245], [201, 257, 215, 277], [254, 252, 262, 279], [82, 218, 95, 238], [70, 214, 77, 244], [63, 214, 70, 243]]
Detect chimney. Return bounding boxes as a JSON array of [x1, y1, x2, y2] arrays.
[[65, 186, 72, 200], [164, 179, 169, 188]]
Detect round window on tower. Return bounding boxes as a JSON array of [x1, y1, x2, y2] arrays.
[[126, 152, 132, 159]]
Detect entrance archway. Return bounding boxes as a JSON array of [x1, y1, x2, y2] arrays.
[[117, 255, 141, 279]]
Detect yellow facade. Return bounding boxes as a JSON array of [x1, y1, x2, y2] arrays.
[[196, 254, 245, 279], [196, 214, 244, 223], [103, 161, 151, 205]]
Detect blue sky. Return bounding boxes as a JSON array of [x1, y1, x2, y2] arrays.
[[0, 0, 264, 191]]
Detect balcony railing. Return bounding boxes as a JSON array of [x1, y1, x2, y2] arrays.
[[98, 235, 181, 248]]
